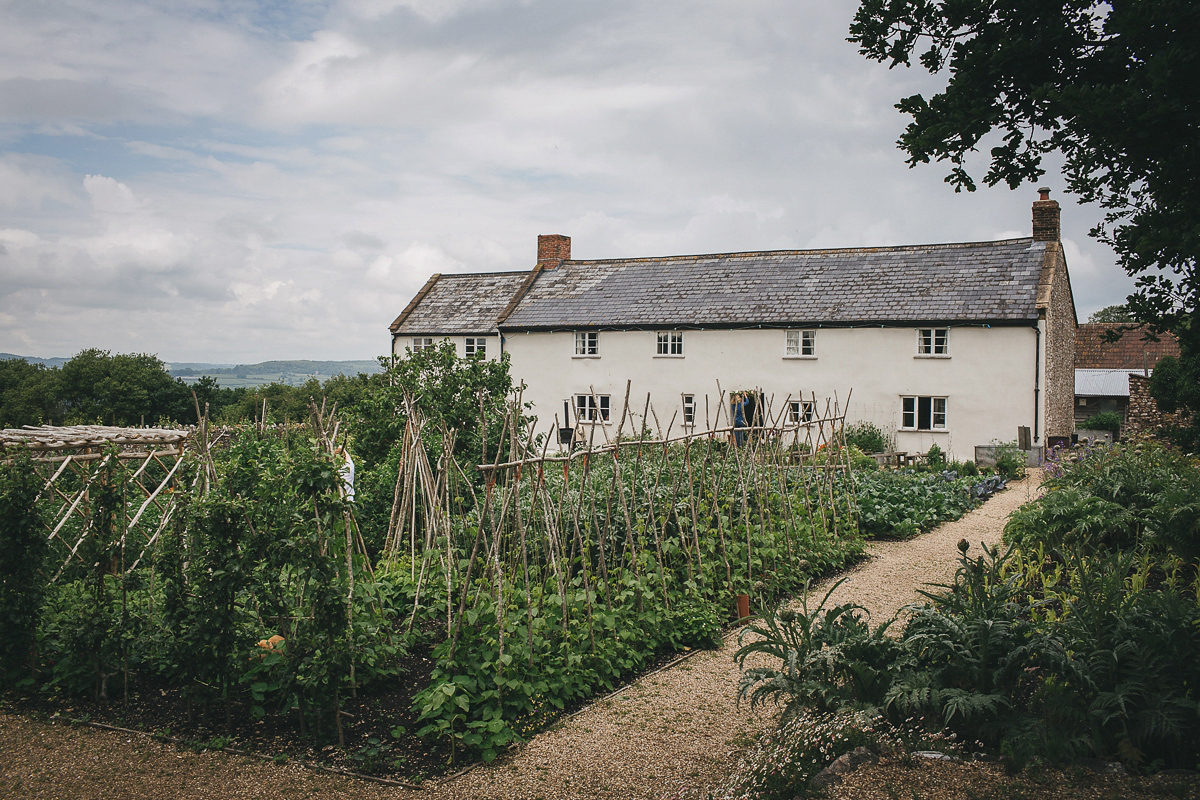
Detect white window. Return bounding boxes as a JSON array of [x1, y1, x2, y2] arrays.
[[917, 328, 949, 356], [656, 331, 684, 356], [464, 337, 486, 358], [901, 396, 947, 430], [411, 337, 434, 352], [575, 331, 599, 356], [788, 400, 815, 424], [786, 329, 816, 357], [575, 394, 610, 422], [682, 394, 696, 426]]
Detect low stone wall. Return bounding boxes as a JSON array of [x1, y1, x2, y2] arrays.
[[1125, 373, 1188, 436]]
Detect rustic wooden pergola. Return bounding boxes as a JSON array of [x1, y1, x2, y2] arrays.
[[0, 425, 191, 579]]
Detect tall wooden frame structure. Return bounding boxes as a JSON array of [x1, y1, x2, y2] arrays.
[[0, 425, 191, 580]]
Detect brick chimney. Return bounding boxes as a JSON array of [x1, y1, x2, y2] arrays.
[[1032, 187, 1060, 242], [537, 234, 570, 268]]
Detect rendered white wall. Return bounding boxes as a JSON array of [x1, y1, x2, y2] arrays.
[[391, 334, 502, 361], [501, 326, 1044, 463]]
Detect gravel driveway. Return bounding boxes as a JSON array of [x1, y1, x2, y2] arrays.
[[0, 471, 1045, 800]]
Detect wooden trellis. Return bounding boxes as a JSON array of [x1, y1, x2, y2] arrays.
[[0, 425, 191, 580]]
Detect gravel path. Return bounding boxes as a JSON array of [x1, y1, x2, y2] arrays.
[[0, 471, 1045, 800]]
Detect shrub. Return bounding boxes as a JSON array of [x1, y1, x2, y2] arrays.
[[843, 421, 890, 454], [0, 454, 46, 686], [1086, 411, 1122, 434], [991, 440, 1027, 480]]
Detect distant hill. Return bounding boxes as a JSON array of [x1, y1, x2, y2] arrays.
[[1, 353, 383, 389], [170, 359, 384, 388], [0, 353, 71, 368]]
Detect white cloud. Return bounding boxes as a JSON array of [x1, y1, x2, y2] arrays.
[[84, 174, 141, 214], [0, 0, 1131, 362]]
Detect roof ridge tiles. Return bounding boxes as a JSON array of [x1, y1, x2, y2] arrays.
[[553, 237, 1035, 267]]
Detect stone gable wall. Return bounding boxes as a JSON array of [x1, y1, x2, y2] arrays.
[[1042, 244, 1077, 439]]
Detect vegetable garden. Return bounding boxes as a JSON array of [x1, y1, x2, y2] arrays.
[[727, 440, 1200, 798], [0, 349, 1013, 784]]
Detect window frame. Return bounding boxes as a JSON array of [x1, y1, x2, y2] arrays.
[[916, 327, 950, 357], [411, 337, 434, 352], [574, 393, 611, 422], [464, 337, 486, 358], [574, 331, 599, 357], [682, 394, 696, 427], [785, 329, 817, 358], [656, 330, 684, 356], [788, 399, 816, 424], [900, 395, 948, 431]]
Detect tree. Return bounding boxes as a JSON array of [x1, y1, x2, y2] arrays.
[[849, 0, 1200, 340], [1088, 305, 1134, 324], [0, 358, 61, 428]]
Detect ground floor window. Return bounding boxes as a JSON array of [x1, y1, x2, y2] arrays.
[[789, 399, 815, 424], [901, 396, 947, 430], [575, 393, 610, 422], [682, 394, 696, 426], [464, 337, 486, 357]]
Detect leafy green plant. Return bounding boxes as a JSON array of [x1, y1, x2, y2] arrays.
[[736, 580, 900, 719], [1085, 411, 1122, 435], [990, 441, 1027, 481], [844, 421, 891, 454], [0, 453, 46, 686]]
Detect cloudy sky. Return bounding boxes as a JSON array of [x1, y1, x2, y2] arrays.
[[0, 0, 1132, 363]]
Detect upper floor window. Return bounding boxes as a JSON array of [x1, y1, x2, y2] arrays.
[[575, 393, 610, 422], [788, 399, 815, 424], [786, 329, 816, 357], [901, 396, 947, 430], [657, 331, 684, 356], [575, 331, 599, 356], [917, 328, 949, 356], [411, 337, 434, 352], [464, 337, 486, 358], [682, 394, 696, 426]]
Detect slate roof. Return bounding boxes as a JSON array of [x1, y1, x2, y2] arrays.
[[391, 271, 528, 335], [499, 238, 1047, 329], [1075, 323, 1180, 369]]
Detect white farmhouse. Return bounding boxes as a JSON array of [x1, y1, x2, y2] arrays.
[[391, 191, 1076, 462]]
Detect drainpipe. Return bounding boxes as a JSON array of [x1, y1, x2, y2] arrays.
[[1033, 324, 1041, 442]]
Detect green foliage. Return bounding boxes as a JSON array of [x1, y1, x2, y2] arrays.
[[739, 506, 1200, 771], [30, 429, 404, 744], [1086, 411, 1122, 435], [1151, 344, 1200, 453], [852, 470, 980, 539], [1089, 305, 1135, 324], [1035, 441, 1200, 557], [1004, 486, 1136, 552], [0, 454, 46, 685], [926, 443, 945, 468], [736, 580, 900, 720], [350, 343, 516, 472], [849, 0, 1200, 341], [991, 441, 1026, 481], [0, 359, 61, 428], [844, 421, 890, 454]]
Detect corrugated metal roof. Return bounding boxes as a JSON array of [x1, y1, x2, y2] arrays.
[[393, 271, 528, 335], [1075, 368, 1153, 397], [500, 238, 1046, 329]]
